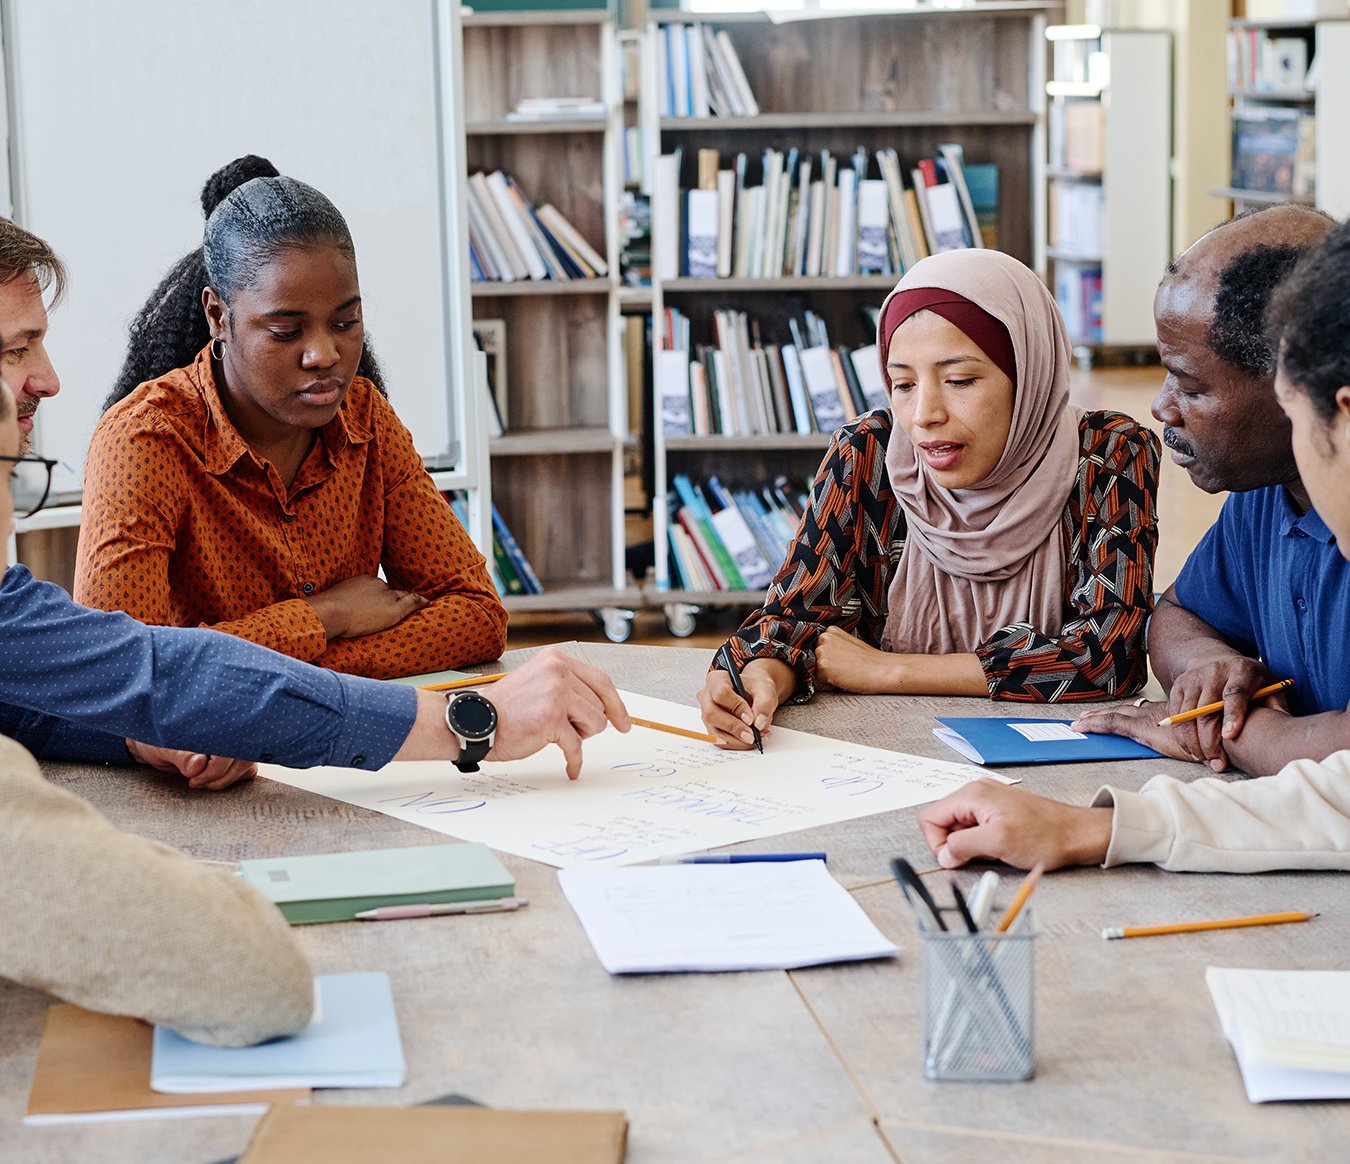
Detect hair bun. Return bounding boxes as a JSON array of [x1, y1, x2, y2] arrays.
[[200, 155, 281, 218]]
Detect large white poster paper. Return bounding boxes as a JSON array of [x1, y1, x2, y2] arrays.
[[262, 692, 999, 868]]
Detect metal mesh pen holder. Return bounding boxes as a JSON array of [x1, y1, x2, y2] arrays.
[[919, 909, 1036, 1081]]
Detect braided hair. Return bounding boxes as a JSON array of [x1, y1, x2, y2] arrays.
[[106, 155, 385, 409]]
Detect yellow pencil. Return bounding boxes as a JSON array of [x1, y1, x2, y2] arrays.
[[419, 672, 508, 693], [631, 717, 718, 744], [994, 863, 1044, 933], [1102, 910, 1318, 940], [1156, 678, 1294, 727]]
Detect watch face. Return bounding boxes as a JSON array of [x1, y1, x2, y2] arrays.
[[449, 692, 497, 739]]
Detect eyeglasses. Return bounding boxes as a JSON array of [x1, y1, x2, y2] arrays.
[[0, 453, 59, 518]]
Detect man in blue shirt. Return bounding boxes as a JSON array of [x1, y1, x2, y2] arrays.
[[0, 217, 629, 781], [1070, 204, 1349, 776]]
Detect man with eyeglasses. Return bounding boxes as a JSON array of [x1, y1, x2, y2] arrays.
[[0, 217, 630, 1044]]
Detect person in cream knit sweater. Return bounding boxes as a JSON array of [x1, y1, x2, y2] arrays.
[[0, 734, 312, 1046]]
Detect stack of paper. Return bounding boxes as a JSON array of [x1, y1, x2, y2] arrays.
[[559, 861, 897, 974], [1206, 967, 1350, 1102], [152, 973, 406, 1094]]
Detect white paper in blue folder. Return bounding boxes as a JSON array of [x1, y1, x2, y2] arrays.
[[150, 972, 405, 1094]]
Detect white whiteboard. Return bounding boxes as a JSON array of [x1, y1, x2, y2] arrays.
[[5, 0, 459, 481]]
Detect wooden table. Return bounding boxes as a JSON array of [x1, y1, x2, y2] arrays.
[[1, 643, 1344, 1163]]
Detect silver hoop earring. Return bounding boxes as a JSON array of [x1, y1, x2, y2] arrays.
[[210, 338, 225, 361]]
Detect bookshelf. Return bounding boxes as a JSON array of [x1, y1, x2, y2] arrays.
[[462, 10, 641, 642], [1216, 18, 1350, 220], [639, 4, 1054, 635], [1044, 24, 1171, 356]]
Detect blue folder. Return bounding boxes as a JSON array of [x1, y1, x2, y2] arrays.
[[933, 717, 1165, 766]]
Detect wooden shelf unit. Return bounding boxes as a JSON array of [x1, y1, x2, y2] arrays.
[[462, 10, 635, 637], [641, 5, 1055, 607]]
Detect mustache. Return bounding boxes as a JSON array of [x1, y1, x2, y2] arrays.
[[15, 398, 38, 421], [1161, 426, 1194, 456]]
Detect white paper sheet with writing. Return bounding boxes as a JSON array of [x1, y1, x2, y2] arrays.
[[1206, 967, 1350, 1102], [559, 862, 897, 973], [261, 691, 1004, 869]]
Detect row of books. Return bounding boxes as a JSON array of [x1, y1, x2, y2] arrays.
[[666, 474, 808, 594], [466, 170, 608, 284], [659, 307, 888, 439], [447, 495, 544, 597], [1228, 27, 1314, 96], [653, 144, 996, 282], [657, 21, 759, 119], [1049, 181, 1104, 259], [1048, 101, 1104, 174]]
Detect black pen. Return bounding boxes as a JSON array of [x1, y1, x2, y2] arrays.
[[890, 857, 948, 932], [718, 644, 763, 753], [950, 882, 979, 934]]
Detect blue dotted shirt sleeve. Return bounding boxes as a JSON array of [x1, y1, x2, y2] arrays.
[[0, 565, 416, 769], [1169, 494, 1260, 655]]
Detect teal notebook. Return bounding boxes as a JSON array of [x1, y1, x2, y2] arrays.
[[237, 843, 515, 925], [151, 972, 405, 1092]]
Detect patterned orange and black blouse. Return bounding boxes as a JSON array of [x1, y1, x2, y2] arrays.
[[722, 409, 1160, 702], [74, 346, 507, 680]]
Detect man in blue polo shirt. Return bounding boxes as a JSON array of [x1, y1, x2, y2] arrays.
[[1070, 204, 1349, 776]]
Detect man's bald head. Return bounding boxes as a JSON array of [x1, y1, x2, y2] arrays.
[[1168, 204, 1335, 375], [1152, 205, 1335, 496]]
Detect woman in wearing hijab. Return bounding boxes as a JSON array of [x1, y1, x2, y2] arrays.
[[698, 248, 1160, 748]]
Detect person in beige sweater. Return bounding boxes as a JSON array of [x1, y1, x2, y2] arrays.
[[0, 382, 309, 1045], [0, 734, 312, 1046], [917, 218, 1350, 875]]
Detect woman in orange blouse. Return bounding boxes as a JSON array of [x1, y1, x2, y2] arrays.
[[75, 157, 506, 680], [698, 248, 1160, 748]]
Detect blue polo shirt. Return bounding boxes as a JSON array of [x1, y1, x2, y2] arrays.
[[1172, 485, 1350, 716]]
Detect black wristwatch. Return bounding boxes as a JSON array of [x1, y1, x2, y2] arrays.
[[445, 691, 498, 773]]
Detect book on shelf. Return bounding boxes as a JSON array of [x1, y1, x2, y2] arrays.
[[936, 142, 983, 250], [665, 472, 810, 593], [658, 22, 758, 118], [1055, 265, 1103, 344], [446, 494, 514, 598], [505, 96, 605, 122], [491, 504, 543, 596], [467, 170, 606, 284], [619, 191, 651, 288], [1231, 108, 1304, 195], [965, 163, 1000, 249]]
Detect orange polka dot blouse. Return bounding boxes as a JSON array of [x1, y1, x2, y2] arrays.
[[74, 346, 507, 680]]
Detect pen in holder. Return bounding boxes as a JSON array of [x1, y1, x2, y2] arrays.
[[919, 908, 1036, 1082]]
